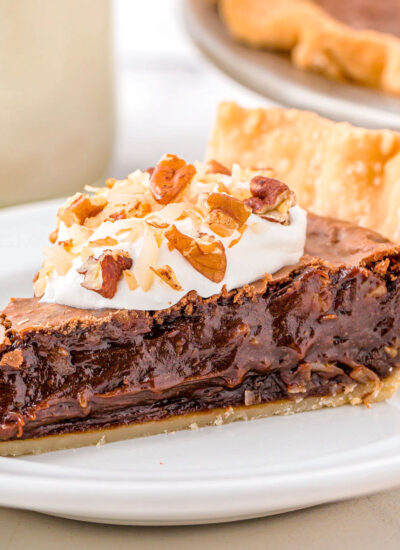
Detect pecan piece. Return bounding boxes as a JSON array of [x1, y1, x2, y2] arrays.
[[165, 225, 226, 283], [244, 176, 296, 225], [77, 249, 133, 299], [350, 365, 382, 401], [204, 192, 251, 237], [58, 193, 107, 227], [0, 349, 24, 369], [150, 154, 196, 204]]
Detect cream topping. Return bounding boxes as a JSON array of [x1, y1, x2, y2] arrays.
[[37, 156, 307, 311]]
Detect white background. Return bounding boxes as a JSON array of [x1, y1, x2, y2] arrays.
[[109, 0, 271, 176]]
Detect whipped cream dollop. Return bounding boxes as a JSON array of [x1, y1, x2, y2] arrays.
[[38, 156, 307, 311]]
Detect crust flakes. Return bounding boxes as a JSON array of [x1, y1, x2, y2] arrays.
[[207, 102, 400, 241]]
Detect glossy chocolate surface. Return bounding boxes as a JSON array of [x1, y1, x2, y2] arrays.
[[0, 214, 400, 441], [316, 0, 400, 37]]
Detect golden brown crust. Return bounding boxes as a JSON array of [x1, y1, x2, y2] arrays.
[[1, 369, 398, 457], [218, 0, 400, 94], [207, 102, 400, 241]]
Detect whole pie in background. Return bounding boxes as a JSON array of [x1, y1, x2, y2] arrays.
[[218, 0, 400, 94]]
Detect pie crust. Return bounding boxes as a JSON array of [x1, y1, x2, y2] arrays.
[[206, 101, 400, 242], [1, 369, 398, 456], [218, 0, 400, 94]]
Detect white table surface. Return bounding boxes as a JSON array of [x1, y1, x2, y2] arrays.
[[1, 0, 399, 544]]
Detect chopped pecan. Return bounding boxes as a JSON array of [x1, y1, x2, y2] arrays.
[[0, 349, 24, 369], [58, 193, 107, 227], [150, 265, 183, 291], [309, 362, 344, 378], [150, 154, 196, 204], [165, 225, 226, 283], [204, 192, 251, 237], [286, 364, 312, 393], [350, 365, 381, 401], [373, 258, 390, 276], [244, 176, 296, 225], [244, 390, 261, 406], [206, 159, 231, 176], [77, 249, 133, 299], [350, 365, 380, 385]]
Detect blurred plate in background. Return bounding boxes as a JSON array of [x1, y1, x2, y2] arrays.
[[183, 0, 400, 130]]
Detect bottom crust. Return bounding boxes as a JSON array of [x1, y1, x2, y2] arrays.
[[2, 370, 400, 456]]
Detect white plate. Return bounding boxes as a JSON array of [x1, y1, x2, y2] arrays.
[[1, 200, 400, 525], [183, 0, 400, 130]]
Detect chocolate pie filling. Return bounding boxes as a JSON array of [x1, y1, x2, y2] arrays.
[[316, 0, 400, 37], [0, 214, 400, 441]]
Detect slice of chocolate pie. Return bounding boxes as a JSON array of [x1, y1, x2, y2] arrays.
[[1, 154, 400, 455]]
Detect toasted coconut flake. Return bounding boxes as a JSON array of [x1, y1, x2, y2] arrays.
[[145, 217, 170, 229], [155, 202, 187, 224], [88, 237, 119, 247], [123, 269, 139, 290], [206, 159, 231, 176], [107, 209, 127, 222], [127, 201, 152, 218], [43, 245, 73, 276], [119, 223, 143, 244], [33, 266, 53, 298], [229, 224, 248, 248], [68, 225, 93, 248], [80, 247, 93, 261], [150, 265, 183, 291], [134, 230, 159, 291]]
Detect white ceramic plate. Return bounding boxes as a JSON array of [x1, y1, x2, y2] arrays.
[[1, 200, 400, 525], [183, 0, 400, 130]]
